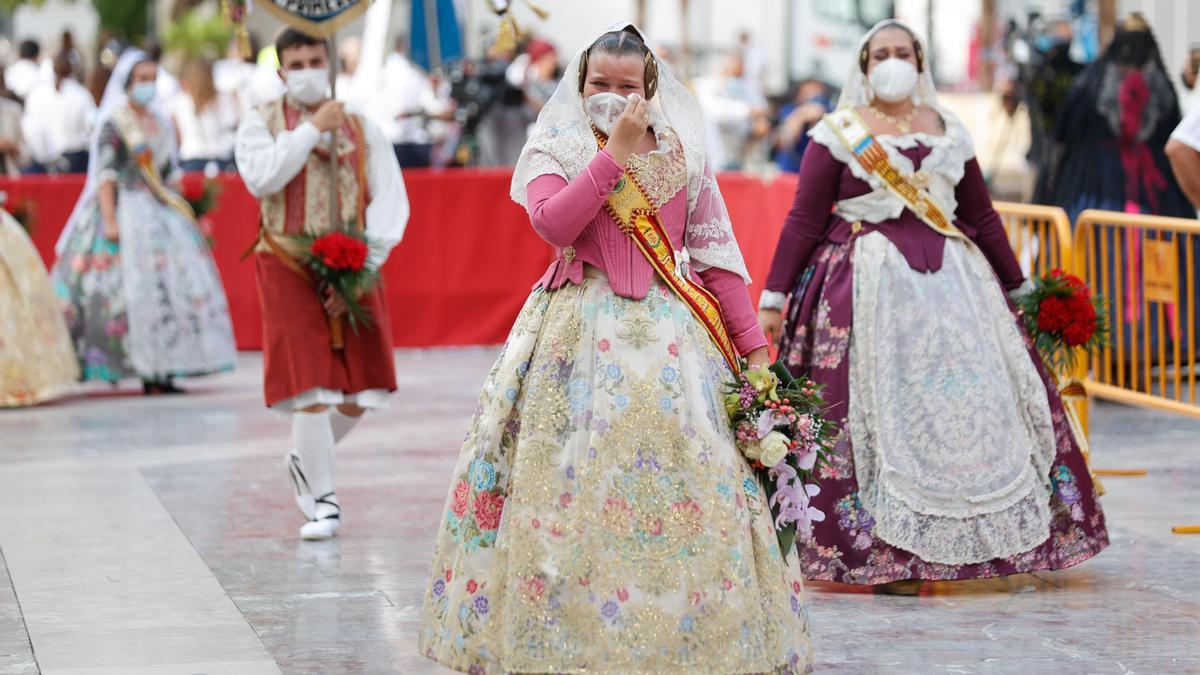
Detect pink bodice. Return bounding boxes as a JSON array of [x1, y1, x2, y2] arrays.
[[524, 138, 766, 356]]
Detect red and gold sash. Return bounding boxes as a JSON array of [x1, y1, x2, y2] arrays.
[[110, 103, 195, 221], [594, 130, 741, 375], [825, 109, 963, 240]]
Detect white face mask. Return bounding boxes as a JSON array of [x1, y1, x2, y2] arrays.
[[868, 58, 919, 103], [285, 68, 329, 105], [584, 92, 630, 136]]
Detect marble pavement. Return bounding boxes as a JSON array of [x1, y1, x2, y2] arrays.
[[1, 349, 1197, 674]]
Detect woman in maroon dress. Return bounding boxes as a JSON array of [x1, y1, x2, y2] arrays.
[[757, 20, 1107, 594]]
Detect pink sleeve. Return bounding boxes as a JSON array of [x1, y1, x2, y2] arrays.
[[699, 266, 769, 355], [526, 149, 625, 248]]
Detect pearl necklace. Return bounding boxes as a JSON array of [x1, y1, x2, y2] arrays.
[[868, 104, 918, 134]]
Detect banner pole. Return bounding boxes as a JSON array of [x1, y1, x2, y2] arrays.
[[329, 31, 339, 231]]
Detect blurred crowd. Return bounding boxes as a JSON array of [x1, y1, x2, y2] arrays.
[[990, 11, 1199, 216], [0, 27, 836, 176], [2, 13, 1198, 189]]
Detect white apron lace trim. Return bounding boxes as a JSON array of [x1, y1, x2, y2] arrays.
[[809, 110, 974, 228], [847, 231, 1058, 564]]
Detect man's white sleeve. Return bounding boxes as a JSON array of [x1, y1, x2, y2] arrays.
[[362, 118, 410, 271], [235, 112, 321, 197]]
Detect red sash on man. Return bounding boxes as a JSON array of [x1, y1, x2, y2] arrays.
[[254, 97, 396, 407]]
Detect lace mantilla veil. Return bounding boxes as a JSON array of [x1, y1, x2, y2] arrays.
[[836, 19, 941, 111], [510, 22, 751, 283]]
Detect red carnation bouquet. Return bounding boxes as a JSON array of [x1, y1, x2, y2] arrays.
[[297, 228, 379, 346], [1017, 269, 1110, 372]]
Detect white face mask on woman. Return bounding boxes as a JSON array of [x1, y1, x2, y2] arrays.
[[286, 68, 329, 105], [129, 82, 157, 106], [868, 58, 919, 103], [584, 91, 631, 135]]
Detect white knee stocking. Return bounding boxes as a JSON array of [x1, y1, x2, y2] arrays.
[[330, 408, 362, 444], [292, 410, 335, 502]]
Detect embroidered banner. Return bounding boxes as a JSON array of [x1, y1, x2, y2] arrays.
[[255, 0, 374, 38]]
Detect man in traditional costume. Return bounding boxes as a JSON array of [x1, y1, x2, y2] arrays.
[[235, 28, 409, 540]]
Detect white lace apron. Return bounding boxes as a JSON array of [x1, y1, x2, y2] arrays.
[[812, 113, 1060, 565]]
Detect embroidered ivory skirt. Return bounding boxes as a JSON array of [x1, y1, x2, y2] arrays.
[[420, 269, 813, 674], [0, 211, 78, 406]]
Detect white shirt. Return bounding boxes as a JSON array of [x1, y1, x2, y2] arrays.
[[22, 78, 97, 162], [377, 53, 446, 145], [5, 59, 46, 99], [172, 92, 239, 161], [234, 103, 409, 270], [1170, 103, 1200, 153], [156, 68, 182, 113]]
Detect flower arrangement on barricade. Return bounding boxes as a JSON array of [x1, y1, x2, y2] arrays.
[[725, 362, 835, 558], [295, 227, 379, 343], [1017, 269, 1110, 373]]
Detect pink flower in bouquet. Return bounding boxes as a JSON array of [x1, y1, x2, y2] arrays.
[[793, 443, 820, 472], [735, 420, 758, 445], [756, 409, 788, 440]]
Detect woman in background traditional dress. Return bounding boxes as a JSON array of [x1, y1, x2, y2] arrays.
[[757, 20, 1108, 594], [51, 49, 235, 394], [421, 23, 812, 674], [1050, 13, 1197, 369]]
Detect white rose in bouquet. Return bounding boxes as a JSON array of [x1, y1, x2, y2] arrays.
[[758, 431, 790, 468]]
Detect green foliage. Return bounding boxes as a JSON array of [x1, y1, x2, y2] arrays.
[[93, 0, 149, 42], [163, 8, 233, 60], [0, 0, 44, 11]]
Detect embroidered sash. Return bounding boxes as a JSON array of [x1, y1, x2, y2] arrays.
[[594, 130, 741, 374], [825, 108, 963, 240], [110, 103, 195, 221]]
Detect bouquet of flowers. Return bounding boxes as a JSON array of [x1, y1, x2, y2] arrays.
[[181, 175, 220, 248], [0, 191, 35, 235], [1016, 269, 1110, 372], [296, 229, 379, 346], [725, 362, 835, 558]]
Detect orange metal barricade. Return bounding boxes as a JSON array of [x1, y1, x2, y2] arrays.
[[994, 201, 1074, 280], [1073, 210, 1200, 419], [994, 202, 1095, 440]]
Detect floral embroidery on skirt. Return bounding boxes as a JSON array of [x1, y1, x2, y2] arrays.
[[421, 273, 813, 674], [0, 212, 78, 406], [51, 188, 235, 382], [779, 237, 1107, 584]]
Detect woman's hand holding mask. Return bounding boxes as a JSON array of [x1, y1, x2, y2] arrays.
[[604, 93, 651, 168]]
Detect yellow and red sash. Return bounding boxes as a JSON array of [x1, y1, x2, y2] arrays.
[[110, 103, 195, 221], [594, 130, 741, 375], [825, 108, 963, 240]]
